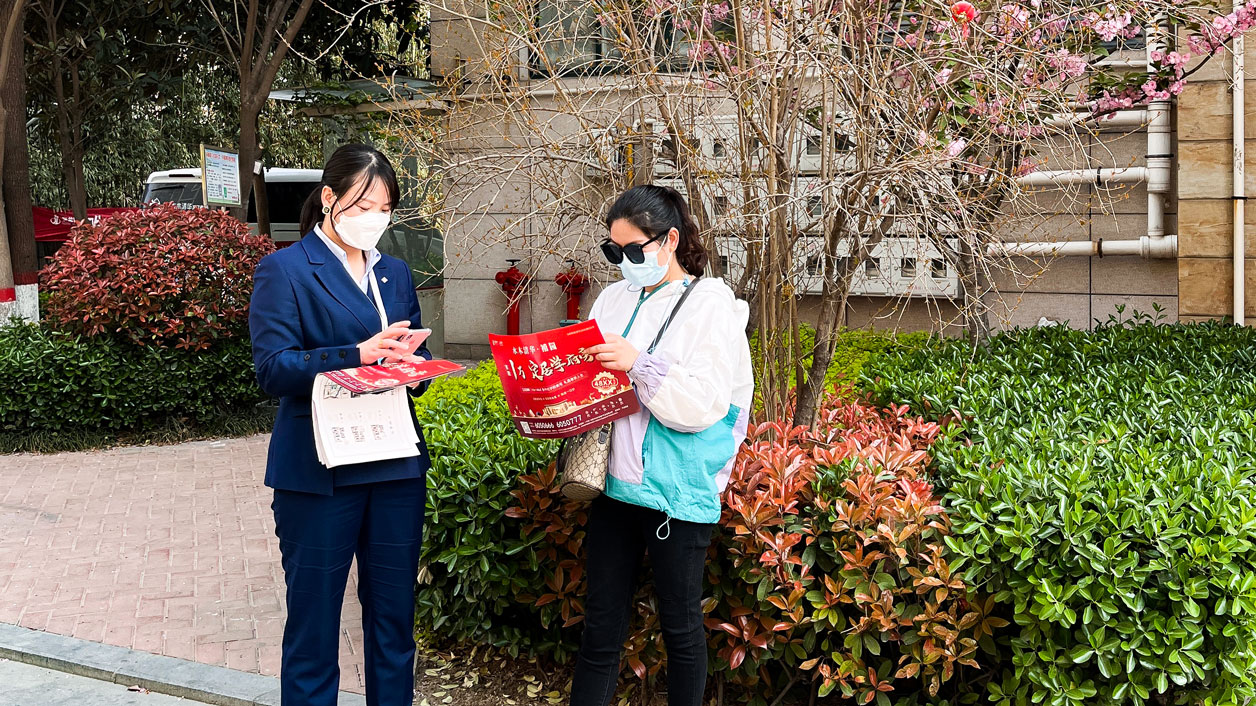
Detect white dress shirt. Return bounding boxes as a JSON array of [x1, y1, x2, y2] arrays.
[[314, 223, 382, 294]]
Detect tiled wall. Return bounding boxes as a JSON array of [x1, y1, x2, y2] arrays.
[[1176, 50, 1256, 322]]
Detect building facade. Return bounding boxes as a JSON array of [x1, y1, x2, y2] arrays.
[[428, 5, 1253, 359]]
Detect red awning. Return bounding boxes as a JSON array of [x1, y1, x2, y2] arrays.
[[33, 206, 145, 242]]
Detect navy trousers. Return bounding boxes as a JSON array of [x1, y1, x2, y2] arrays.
[[272, 476, 426, 706]]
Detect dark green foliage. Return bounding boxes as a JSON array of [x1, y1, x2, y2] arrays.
[[412, 362, 562, 654], [863, 316, 1256, 706], [749, 324, 936, 398], [0, 321, 267, 445]]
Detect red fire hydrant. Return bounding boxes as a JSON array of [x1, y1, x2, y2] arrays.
[[554, 261, 590, 321], [494, 259, 530, 335]]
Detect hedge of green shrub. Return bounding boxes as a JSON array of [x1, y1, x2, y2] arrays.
[[411, 332, 976, 706], [862, 318, 1256, 706], [0, 320, 267, 446], [412, 328, 932, 654], [412, 362, 561, 653], [750, 324, 934, 395]]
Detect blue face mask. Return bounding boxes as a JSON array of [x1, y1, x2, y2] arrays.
[[619, 246, 671, 288]]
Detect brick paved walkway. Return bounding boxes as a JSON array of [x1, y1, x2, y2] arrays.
[[0, 435, 369, 693]]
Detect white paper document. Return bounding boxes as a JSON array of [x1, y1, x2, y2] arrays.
[[311, 376, 421, 469]]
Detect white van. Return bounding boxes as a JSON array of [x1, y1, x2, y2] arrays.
[[142, 167, 323, 244]]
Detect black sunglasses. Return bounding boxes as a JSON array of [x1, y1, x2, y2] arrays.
[[600, 231, 667, 265]]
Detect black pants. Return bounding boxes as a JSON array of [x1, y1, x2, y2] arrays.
[[570, 495, 715, 706]]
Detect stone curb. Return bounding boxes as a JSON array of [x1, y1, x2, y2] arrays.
[[0, 623, 366, 706]]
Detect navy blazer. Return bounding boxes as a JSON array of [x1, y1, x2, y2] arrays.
[[249, 231, 432, 495]]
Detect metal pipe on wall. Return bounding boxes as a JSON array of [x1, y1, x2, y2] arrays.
[[987, 235, 1178, 259], [1015, 166, 1149, 187], [994, 28, 1178, 261], [1044, 110, 1149, 129]]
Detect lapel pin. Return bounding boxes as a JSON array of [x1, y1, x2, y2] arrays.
[[381, 277, 389, 284]]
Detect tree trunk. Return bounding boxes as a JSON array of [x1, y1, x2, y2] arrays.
[[0, 0, 22, 308], [62, 145, 87, 218], [1, 0, 34, 277], [49, 48, 87, 219], [0, 103, 15, 310], [794, 260, 852, 427], [253, 160, 271, 237], [232, 94, 262, 225], [956, 240, 992, 348]]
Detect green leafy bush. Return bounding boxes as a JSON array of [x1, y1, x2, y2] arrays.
[[412, 362, 560, 653], [0, 320, 266, 435], [862, 317, 1256, 706], [750, 325, 935, 397], [415, 360, 992, 705]]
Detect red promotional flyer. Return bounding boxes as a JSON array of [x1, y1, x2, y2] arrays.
[[489, 320, 640, 439], [322, 358, 465, 395]]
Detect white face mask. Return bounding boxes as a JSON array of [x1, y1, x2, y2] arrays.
[[333, 209, 391, 251]]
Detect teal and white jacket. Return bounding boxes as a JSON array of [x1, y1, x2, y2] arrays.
[[588, 277, 754, 529]]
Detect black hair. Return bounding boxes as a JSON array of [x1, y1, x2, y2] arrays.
[[604, 184, 708, 275], [300, 144, 402, 235]]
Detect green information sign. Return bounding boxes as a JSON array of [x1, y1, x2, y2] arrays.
[[201, 145, 243, 207]]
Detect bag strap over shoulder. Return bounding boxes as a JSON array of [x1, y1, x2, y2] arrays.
[[646, 277, 701, 355]]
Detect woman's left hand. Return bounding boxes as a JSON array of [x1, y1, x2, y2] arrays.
[[586, 334, 639, 372], [400, 354, 428, 388]]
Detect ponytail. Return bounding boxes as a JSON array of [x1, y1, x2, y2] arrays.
[[299, 188, 324, 236], [605, 184, 709, 275]]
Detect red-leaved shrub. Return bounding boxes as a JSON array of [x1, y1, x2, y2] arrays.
[[506, 392, 1000, 704], [42, 204, 275, 350]]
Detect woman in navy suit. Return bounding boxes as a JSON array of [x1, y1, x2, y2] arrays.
[[248, 144, 430, 706]]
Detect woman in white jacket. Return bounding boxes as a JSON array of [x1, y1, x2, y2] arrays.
[[576, 184, 754, 706]]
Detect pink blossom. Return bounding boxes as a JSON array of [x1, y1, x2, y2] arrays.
[[1212, 14, 1236, 35], [935, 67, 954, 85], [643, 0, 673, 17], [688, 41, 715, 61], [1087, 9, 1133, 42], [1000, 3, 1030, 34], [1043, 15, 1069, 36], [1187, 34, 1213, 54], [1047, 49, 1088, 80], [895, 32, 920, 48], [945, 138, 968, 158]]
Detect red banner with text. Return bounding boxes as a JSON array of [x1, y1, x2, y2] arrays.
[[489, 320, 639, 439], [33, 207, 145, 242]]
